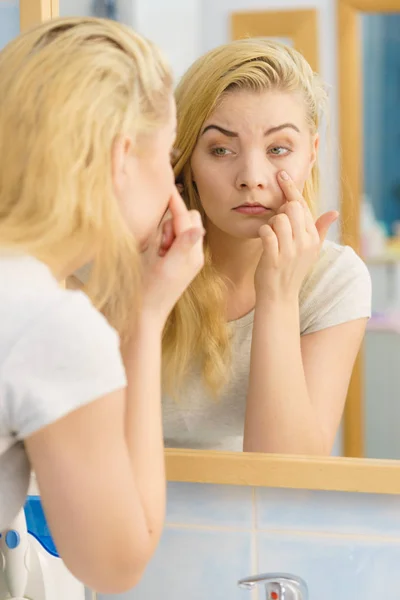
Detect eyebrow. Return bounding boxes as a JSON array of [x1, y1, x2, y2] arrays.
[[201, 123, 300, 137]]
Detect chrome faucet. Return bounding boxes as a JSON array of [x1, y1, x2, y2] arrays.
[[238, 572, 308, 599]]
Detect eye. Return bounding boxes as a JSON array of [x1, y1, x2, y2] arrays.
[[211, 147, 232, 157], [268, 146, 291, 157]]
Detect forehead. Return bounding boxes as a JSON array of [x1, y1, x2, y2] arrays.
[[205, 89, 307, 130]]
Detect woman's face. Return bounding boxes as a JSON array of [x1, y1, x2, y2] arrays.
[[114, 93, 177, 246], [190, 89, 318, 239]]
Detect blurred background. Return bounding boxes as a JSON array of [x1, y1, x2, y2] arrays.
[[2, 0, 400, 460]]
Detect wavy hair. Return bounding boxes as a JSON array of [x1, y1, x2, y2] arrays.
[[0, 16, 172, 337], [162, 38, 328, 397]]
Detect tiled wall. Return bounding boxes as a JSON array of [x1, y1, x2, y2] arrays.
[[97, 482, 400, 600]]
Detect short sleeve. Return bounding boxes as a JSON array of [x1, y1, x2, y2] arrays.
[[0, 290, 127, 439], [300, 242, 372, 336]]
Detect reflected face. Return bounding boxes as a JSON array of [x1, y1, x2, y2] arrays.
[[116, 94, 177, 246], [191, 89, 318, 239]]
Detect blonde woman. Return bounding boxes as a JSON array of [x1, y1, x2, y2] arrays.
[[0, 17, 204, 593], [162, 39, 371, 455]]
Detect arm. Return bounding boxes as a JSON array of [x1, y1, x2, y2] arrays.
[[243, 298, 367, 455], [244, 170, 368, 455], [24, 189, 204, 593], [25, 311, 165, 594]]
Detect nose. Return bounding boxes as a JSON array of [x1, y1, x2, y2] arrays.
[[235, 151, 272, 191]]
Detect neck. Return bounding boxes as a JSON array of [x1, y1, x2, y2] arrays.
[[207, 223, 262, 292], [46, 255, 91, 283]]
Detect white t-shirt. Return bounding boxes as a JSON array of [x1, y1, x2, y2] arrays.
[[162, 241, 372, 451], [0, 254, 127, 532]]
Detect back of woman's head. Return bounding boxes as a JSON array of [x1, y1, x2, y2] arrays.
[[163, 38, 328, 398], [0, 17, 172, 334]]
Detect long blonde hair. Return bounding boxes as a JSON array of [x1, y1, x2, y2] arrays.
[[0, 17, 172, 337], [163, 38, 328, 397]]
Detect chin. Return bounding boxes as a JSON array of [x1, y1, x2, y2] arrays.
[[219, 224, 265, 240]]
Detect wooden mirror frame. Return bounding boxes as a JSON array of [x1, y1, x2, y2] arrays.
[[19, 0, 58, 31], [231, 8, 319, 71]]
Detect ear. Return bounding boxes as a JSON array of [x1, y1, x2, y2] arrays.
[[111, 134, 135, 199]]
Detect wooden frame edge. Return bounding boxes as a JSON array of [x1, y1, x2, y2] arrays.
[[19, 0, 59, 32], [166, 449, 400, 494], [231, 8, 319, 72]]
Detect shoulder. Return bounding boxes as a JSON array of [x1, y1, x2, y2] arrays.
[[5, 287, 121, 368], [300, 240, 371, 335], [0, 253, 118, 352], [1, 289, 126, 439], [0, 255, 126, 439], [303, 241, 370, 289]]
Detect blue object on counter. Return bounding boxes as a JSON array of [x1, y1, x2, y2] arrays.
[[5, 530, 20, 549], [24, 496, 59, 558]]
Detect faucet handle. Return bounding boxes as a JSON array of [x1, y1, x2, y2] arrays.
[[238, 572, 308, 600]]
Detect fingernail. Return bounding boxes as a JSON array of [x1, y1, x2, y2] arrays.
[[280, 171, 290, 181]]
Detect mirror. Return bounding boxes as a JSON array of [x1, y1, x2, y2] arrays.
[[59, 5, 364, 459], [56, 1, 400, 463]]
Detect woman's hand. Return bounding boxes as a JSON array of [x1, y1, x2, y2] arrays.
[[254, 171, 338, 302], [140, 186, 205, 324]]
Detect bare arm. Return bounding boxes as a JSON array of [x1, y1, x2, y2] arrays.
[[243, 299, 367, 455], [24, 190, 204, 594], [25, 312, 165, 594]]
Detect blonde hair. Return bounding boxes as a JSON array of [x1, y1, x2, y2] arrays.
[[163, 38, 328, 397], [0, 17, 172, 337]]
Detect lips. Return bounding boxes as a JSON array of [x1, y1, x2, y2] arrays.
[[233, 203, 271, 215], [235, 203, 265, 208]]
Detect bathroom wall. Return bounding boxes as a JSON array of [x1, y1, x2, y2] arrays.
[[59, 0, 134, 27], [0, 0, 19, 50], [365, 328, 400, 459], [96, 481, 400, 600]]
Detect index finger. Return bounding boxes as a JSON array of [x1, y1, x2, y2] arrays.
[[168, 186, 192, 237], [277, 171, 304, 203]]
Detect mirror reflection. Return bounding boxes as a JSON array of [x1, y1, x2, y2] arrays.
[[161, 38, 369, 456], [61, 3, 400, 460]]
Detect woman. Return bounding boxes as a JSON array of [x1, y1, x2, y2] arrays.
[[162, 39, 371, 455], [0, 17, 204, 593]]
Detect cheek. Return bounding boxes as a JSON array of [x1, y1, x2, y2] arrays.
[[192, 155, 230, 204], [285, 152, 313, 191]]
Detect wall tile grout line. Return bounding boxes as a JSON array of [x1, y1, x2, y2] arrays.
[[251, 487, 259, 600], [164, 521, 400, 543], [165, 522, 253, 532]]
